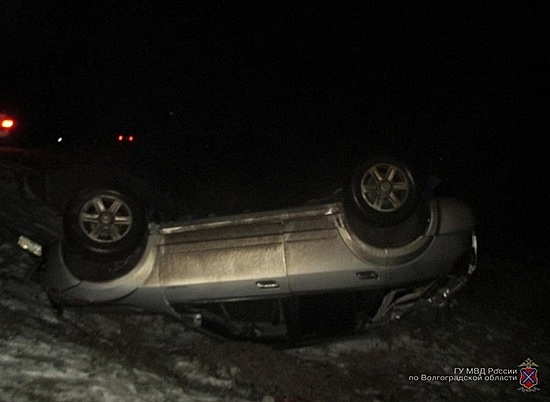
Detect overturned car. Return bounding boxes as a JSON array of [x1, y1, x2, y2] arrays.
[[34, 157, 477, 341]]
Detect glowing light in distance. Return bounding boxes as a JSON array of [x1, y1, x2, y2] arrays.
[[1, 119, 14, 129]]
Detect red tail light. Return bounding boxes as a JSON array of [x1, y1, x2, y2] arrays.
[[116, 134, 135, 142], [1, 118, 14, 129]]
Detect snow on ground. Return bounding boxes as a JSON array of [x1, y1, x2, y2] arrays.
[[0, 237, 254, 402], [1, 177, 549, 401]]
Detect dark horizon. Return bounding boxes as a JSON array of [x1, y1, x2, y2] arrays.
[[3, 3, 543, 133], [2, 1, 547, 252]]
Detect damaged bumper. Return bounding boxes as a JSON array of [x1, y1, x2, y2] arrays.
[[371, 231, 478, 324]]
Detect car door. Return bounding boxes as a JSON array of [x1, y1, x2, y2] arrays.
[[159, 214, 290, 304], [283, 207, 386, 294]]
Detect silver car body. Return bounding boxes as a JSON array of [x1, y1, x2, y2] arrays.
[[43, 196, 476, 330]]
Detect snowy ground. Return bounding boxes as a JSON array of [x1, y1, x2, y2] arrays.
[[1, 175, 548, 401]]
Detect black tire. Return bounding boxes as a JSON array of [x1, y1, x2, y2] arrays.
[[346, 156, 421, 227], [64, 188, 147, 262]]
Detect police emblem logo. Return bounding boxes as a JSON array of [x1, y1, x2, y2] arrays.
[[518, 358, 540, 392]]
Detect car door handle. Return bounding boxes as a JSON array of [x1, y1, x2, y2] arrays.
[[356, 271, 379, 280], [256, 281, 280, 289]]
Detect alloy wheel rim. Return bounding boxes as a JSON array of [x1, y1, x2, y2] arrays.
[[78, 194, 133, 243], [360, 163, 410, 212]]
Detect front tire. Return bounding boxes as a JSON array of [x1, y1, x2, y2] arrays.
[[346, 157, 420, 227]]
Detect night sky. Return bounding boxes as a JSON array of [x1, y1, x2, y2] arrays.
[[2, 1, 547, 252]]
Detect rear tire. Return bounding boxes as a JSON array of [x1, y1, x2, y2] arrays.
[[64, 188, 147, 262]]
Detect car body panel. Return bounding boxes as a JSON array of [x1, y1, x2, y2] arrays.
[[160, 226, 289, 302], [45, 233, 162, 303]]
